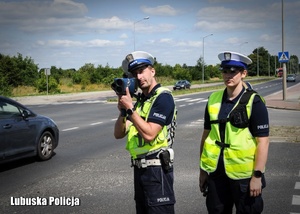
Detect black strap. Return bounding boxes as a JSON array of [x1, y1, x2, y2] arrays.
[[210, 89, 256, 125], [211, 118, 228, 124], [215, 140, 230, 148], [215, 89, 257, 146], [239, 89, 256, 105]]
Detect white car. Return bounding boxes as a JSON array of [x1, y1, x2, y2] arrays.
[[286, 74, 296, 82]]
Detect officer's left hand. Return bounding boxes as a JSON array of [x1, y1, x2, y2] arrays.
[[199, 169, 208, 193], [249, 177, 262, 197]]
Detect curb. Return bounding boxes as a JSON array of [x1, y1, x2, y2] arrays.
[[270, 137, 300, 143]]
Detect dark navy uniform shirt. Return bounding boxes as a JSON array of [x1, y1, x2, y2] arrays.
[[204, 88, 269, 137], [138, 84, 175, 127]]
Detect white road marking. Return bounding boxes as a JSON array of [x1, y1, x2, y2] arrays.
[[90, 122, 103, 126], [175, 98, 191, 102], [52, 100, 104, 105], [187, 119, 204, 126], [292, 195, 300, 206], [186, 98, 204, 102], [197, 99, 208, 103], [62, 127, 79, 132]]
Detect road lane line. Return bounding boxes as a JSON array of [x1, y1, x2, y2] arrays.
[[197, 99, 208, 103], [90, 122, 103, 126], [62, 127, 79, 132], [186, 98, 204, 102], [175, 98, 191, 102], [292, 195, 300, 206]]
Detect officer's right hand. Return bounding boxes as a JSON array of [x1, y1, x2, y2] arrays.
[[119, 87, 133, 110], [199, 169, 208, 193], [117, 96, 125, 111]]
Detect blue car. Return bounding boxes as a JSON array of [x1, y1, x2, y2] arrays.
[[0, 96, 59, 164], [173, 80, 191, 90]]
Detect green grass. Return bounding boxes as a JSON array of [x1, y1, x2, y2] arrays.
[[11, 76, 276, 97], [107, 77, 275, 102]]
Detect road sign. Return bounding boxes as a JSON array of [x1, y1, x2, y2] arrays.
[[278, 51, 289, 63], [45, 68, 51, 75]]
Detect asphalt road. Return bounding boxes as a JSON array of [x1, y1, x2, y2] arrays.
[[0, 79, 299, 214]]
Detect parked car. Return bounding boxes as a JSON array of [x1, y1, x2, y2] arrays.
[[286, 74, 296, 82], [173, 80, 191, 90], [0, 96, 59, 164]]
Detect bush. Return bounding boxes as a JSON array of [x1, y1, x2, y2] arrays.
[[36, 75, 60, 93]]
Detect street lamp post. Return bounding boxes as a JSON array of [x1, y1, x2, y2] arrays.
[[268, 54, 270, 77], [239, 41, 248, 53], [257, 47, 259, 77], [133, 16, 149, 51], [202, 34, 213, 83], [281, 0, 287, 100]]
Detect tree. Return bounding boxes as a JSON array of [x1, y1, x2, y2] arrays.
[[172, 64, 191, 81], [248, 47, 270, 76], [154, 63, 173, 77], [0, 53, 38, 95], [36, 72, 59, 93], [288, 55, 299, 74]]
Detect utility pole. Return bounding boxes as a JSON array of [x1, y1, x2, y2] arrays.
[[133, 17, 149, 51], [282, 0, 287, 100]]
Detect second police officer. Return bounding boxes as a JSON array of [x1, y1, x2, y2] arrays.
[[199, 51, 270, 214]]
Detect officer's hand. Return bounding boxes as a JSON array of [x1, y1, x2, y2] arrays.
[[249, 177, 262, 197], [117, 95, 125, 111], [199, 169, 208, 193], [119, 87, 133, 110]]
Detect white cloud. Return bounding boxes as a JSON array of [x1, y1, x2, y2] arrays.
[[141, 5, 179, 16], [195, 20, 264, 31], [120, 33, 128, 39], [41, 39, 125, 48], [86, 39, 125, 47], [47, 40, 83, 47], [0, 0, 87, 22], [0, 0, 299, 70]]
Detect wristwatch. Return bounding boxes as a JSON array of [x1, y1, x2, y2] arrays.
[[126, 107, 135, 116], [120, 109, 127, 117], [253, 170, 263, 178]]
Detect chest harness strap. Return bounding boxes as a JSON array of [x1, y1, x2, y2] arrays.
[[210, 89, 256, 148]]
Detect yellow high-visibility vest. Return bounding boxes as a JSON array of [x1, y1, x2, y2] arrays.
[[126, 87, 176, 159], [200, 90, 258, 179]]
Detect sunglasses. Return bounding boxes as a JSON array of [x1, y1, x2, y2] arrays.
[[219, 66, 244, 74]]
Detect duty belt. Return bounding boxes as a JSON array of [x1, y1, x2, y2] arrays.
[[131, 158, 161, 169]]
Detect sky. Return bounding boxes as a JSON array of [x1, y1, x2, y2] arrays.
[[0, 0, 299, 70]]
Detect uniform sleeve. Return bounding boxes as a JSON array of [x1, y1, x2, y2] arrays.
[[249, 95, 269, 137], [147, 93, 175, 126], [204, 103, 211, 130]]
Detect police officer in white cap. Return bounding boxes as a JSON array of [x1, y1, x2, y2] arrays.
[[114, 51, 177, 214], [199, 51, 270, 213]]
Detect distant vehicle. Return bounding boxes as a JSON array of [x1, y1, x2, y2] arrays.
[[173, 80, 191, 90], [286, 74, 296, 82], [0, 96, 59, 164]]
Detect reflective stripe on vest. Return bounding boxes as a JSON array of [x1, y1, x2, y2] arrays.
[[200, 90, 257, 179], [126, 87, 176, 159]]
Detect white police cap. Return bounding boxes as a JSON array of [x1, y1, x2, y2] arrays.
[[122, 51, 154, 75], [218, 51, 252, 69]]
